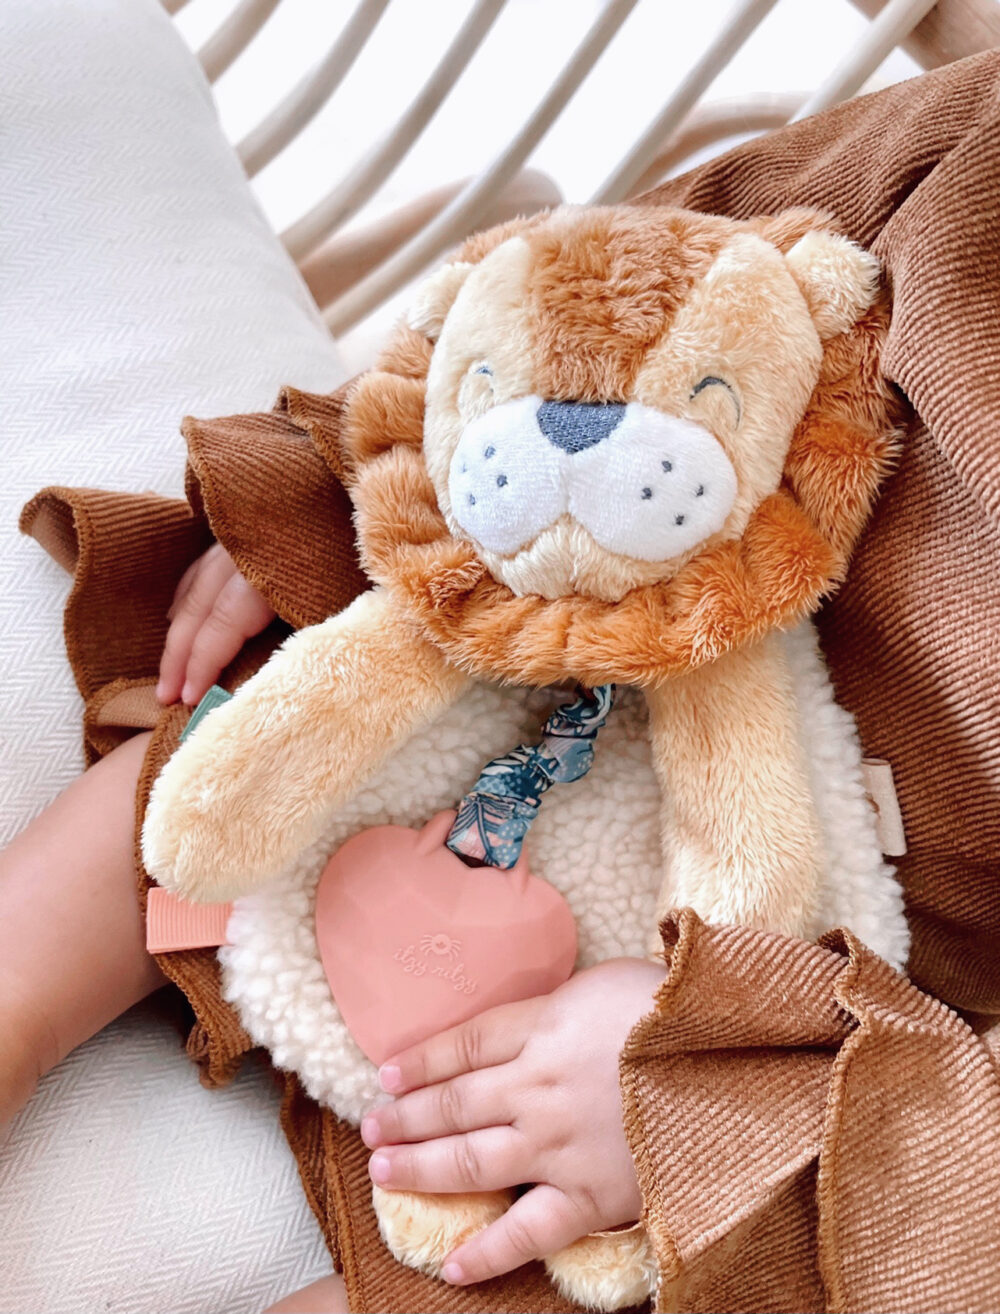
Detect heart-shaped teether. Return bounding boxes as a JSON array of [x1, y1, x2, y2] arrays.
[[315, 810, 578, 1065]]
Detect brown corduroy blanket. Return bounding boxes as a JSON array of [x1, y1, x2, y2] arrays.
[[21, 49, 1000, 1314]]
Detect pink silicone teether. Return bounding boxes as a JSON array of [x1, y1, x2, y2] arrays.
[[314, 810, 577, 1065]]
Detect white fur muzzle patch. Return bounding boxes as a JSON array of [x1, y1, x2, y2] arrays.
[[448, 395, 737, 561]]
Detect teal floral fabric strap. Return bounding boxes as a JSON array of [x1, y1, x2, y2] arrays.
[[446, 685, 615, 870]]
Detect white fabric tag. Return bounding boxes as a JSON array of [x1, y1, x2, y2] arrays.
[[861, 758, 907, 857]]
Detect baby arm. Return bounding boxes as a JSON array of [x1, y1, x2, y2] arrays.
[[1, 545, 274, 1129]]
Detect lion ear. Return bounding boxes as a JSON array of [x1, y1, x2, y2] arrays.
[[784, 231, 881, 340], [406, 261, 475, 340]]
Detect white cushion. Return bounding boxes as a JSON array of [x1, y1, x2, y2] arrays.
[[0, 1, 344, 1308]]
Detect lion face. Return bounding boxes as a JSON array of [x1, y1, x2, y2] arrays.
[[335, 204, 895, 688], [415, 207, 878, 601]]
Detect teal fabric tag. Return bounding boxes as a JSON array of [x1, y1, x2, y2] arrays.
[[180, 684, 234, 742]]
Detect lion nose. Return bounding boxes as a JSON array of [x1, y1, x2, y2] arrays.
[[536, 400, 626, 454]]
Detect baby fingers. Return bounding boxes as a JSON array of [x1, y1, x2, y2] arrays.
[[361, 1069, 511, 1148], [158, 545, 235, 704], [441, 1184, 588, 1285], [179, 572, 273, 706], [368, 1125, 529, 1195], [378, 996, 541, 1095], [157, 543, 274, 706]]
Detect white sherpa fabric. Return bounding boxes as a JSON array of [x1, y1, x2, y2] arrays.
[[222, 623, 908, 1129], [783, 623, 910, 965]]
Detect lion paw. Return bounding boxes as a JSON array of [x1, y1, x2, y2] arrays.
[[546, 1226, 657, 1311], [372, 1185, 512, 1276], [141, 690, 302, 901]]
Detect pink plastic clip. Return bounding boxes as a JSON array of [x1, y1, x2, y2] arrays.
[[146, 887, 233, 953]]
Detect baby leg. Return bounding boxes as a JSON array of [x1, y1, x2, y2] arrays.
[[0, 731, 164, 1130], [265, 1273, 350, 1313]]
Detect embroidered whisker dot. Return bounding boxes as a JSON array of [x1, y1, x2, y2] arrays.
[[641, 487, 653, 500], [484, 445, 496, 459], [662, 459, 673, 472], [467, 493, 476, 506], [675, 514, 686, 525], [497, 474, 508, 487]]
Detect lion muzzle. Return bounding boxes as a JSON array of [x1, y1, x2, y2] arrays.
[[449, 395, 738, 562]]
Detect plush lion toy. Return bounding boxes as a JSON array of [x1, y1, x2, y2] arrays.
[[143, 204, 908, 1312]]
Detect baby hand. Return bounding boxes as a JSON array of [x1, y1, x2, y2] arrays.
[[156, 543, 275, 706], [360, 956, 666, 1286]]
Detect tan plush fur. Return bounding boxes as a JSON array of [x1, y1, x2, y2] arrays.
[[634, 232, 823, 542], [546, 1226, 660, 1311], [406, 261, 476, 340], [372, 1185, 512, 1279], [143, 204, 903, 1312], [645, 634, 823, 942], [523, 206, 731, 403], [785, 230, 881, 341]]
